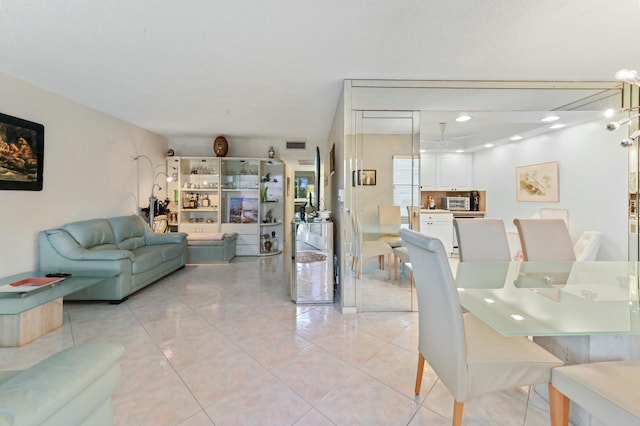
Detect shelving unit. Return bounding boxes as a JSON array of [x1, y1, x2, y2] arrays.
[[167, 156, 284, 256]]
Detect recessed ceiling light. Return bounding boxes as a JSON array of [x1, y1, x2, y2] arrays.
[[510, 314, 525, 321], [541, 115, 560, 122], [510, 135, 523, 141], [604, 109, 615, 118], [483, 143, 494, 148], [419, 149, 427, 153], [549, 123, 566, 129], [455, 115, 471, 122], [455, 149, 465, 153]]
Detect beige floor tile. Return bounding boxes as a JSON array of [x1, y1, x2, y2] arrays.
[[271, 344, 357, 404], [315, 370, 419, 425], [293, 408, 335, 426], [113, 369, 201, 426], [204, 371, 311, 425]]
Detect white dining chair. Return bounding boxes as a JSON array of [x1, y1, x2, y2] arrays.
[[351, 214, 392, 279], [573, 231, 602, 261], [513, 218, 576, 261], [377, 205, 402, 248], [399, 228, 563, 426], [453, 218, 511, 262], [549, 360, 640, 425]]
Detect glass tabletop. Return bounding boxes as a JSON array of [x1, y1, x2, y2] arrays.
[[0, 271, 108, 315], [454, 261, 640, 337]]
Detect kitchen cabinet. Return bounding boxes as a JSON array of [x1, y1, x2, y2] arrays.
[[420, 153, 472, 191], [420, 211, 454, 255], [420, 153, 437, 189]]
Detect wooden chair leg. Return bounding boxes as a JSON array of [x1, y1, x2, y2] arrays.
[[452, 401, 464, 426], [415, 352, 425, 395], [387, 254, 391, 280], [394, 255, 397, 280], [548, 383, 569, 426]]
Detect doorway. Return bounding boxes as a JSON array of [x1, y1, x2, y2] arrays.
[[348, 111, 420, 311]]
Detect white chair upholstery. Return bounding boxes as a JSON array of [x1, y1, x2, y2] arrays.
[[392, 245, 413, 283], [399, 228, 563, 426], [377, 205, 402, 248], [549, 361, 640, 426], [513, 218, 576, 261], [351, 214, 392, 279], [453, 218, 511, 262], [573, 231, 602, 261]]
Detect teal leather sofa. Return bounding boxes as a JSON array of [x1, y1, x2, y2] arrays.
[[39, 215, 187, 302], [0, 341, 124, 425]]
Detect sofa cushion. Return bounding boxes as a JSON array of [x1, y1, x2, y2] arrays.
[[62, 219, 115, 249], [129, 246, 162, 274], [152, 243, 187, 262], [108, 216, 147, 250]]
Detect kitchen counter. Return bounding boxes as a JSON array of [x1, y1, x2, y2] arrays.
[[420, 209, 486, 217]]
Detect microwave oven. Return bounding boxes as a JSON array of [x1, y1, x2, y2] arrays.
[[441, 197, 470, 211]]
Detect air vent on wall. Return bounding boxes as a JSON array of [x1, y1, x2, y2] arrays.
[[286, 141, 306, 150]]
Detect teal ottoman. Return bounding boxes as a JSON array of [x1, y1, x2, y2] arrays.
[[186, 232, 237, 263]]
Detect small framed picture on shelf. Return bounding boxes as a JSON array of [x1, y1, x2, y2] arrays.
[[352, 169, 376, 186]]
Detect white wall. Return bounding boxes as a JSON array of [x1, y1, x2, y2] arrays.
[[473, 120, 629, 260], [0, 73, 168, 276]]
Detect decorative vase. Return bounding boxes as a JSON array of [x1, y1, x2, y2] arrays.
[[213, 136, 229, 157], [268, 146, 275, 159], [264, 240, 272, 252]]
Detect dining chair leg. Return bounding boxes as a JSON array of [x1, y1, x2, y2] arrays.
[[452, 401, 464, 426], [394, 255, 398, 280], [415, 352, 425, 395], [548, 383, 569, 426], [387, 254, 391, 280]]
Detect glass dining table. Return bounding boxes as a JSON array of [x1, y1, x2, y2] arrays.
[[454, 261, 640, 337]]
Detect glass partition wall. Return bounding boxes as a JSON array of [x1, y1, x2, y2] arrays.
[[347, 111, 420, 311], [339, 80, 632, 314]]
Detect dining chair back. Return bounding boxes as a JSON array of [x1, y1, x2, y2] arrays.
[[453, 218, 511, 261], [573, 231, 602, 261], [377, 205, 402, 248], [513, 218, 576, 261], [351, 213, 392, 279], [399, 228, 563, 426]]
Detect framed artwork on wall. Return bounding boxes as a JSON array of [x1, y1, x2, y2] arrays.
[[516, 161, 559, 202], [0, 112, 45, 191], [352, 169, 376, 186]]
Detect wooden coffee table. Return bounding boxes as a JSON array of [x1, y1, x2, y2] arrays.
[[0, 272, 107, 347]]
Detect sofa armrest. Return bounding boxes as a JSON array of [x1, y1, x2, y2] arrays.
[[145, 232, 187, 246], [0, 341, 124, 425], [45, 229, 133, 261]]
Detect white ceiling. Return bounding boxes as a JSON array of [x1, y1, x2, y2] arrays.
[[1, 1, 640, 163]]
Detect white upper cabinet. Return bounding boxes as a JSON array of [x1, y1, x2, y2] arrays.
[[419, 153, 437, 189], [420, 153, 472, 190]]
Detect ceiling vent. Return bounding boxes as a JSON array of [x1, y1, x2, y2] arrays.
[[286, 141, 306, 150], [298, 159, 314, 166]]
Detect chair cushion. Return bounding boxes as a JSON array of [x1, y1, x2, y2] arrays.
[[463, 313, 563, 401], [552, 360, 640, 425]]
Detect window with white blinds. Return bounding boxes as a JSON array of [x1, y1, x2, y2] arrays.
[[393, 155, 419, 217]]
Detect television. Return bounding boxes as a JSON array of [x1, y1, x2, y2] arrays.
[[0, 112, 45, 191]]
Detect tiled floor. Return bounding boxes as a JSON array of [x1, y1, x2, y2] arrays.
[[1, 254, 554, 425]]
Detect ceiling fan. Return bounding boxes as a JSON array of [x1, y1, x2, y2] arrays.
[[425, 122, 473, 147]]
